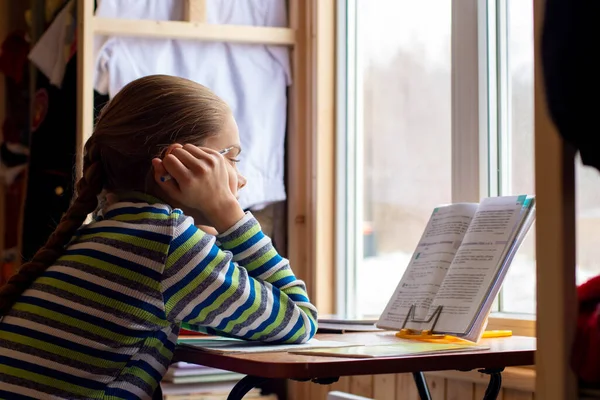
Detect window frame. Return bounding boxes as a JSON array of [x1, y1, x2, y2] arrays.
[[334, 0, 536, 335]]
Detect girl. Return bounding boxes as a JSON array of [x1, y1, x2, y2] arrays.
[[0, 75, 318, 399]]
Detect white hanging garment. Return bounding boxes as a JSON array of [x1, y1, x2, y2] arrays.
[[94, 0, 291, 211]]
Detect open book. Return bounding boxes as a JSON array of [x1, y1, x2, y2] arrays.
[[376, 195, 536, 342]]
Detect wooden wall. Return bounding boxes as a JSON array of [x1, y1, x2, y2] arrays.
[[288, 370, 535, 400]]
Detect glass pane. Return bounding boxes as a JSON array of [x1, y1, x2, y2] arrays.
[[498, 0, 536, 313], [354, 0, 452, 317]]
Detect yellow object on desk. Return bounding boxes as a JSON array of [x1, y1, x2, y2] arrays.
[[395, 329, 513, 344]]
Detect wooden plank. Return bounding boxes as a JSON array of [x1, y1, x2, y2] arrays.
[[373, 374, 395, 400], [446, 380, 473, 400], [350, 375, 374, 398], [310, 381, 333, 400], [425, 367, 535, 393], [286, 0, 313, 296], [93, 18, 296, 45], [76, 0, 95, 179], [503, 389, 533, 400], [533, 0, 577, 399], [312, 0, 336, 313], [395, 373, 418, 400], [331, 376, 351, 393], [288, 380, 311, 400], [183, 0, 206, 22], [427, 376, 446, 399]]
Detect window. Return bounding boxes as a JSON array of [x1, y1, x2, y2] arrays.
[[337, 0, 600, 319]]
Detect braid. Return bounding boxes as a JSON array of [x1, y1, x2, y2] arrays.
[[0, 144, 104, 316]]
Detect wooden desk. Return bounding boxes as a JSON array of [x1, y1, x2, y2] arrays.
[[173, 332, 536, 400]]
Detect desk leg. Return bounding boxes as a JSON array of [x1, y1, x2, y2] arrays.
[[412, 372, 432, 400], [227, 376, 269, 400], [478, 367, 504, 400]]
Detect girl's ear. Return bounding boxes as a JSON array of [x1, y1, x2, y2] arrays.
[[163, 143, 184, 158]]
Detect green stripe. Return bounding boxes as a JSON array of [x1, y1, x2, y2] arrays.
[[244, 248, 278, 272], [111, 211, 179, 222], [0, 364, 103, 398], [35, 277, 166, 326], [265, 269, 292, 284], [165, 229, 204, 270], [0, 331, 124, 369], [60, 254, 157, 290], [221, 280, 264, 333], [249, 292, 292, 341], [187, 267, 241, 324], [76, 232, 169, 253], [121, 367, 157, 388], [220, 224, 261, 250], [144, 337, 174, 360], [12, 303, 141, 346], [165, 251, 226, 316]]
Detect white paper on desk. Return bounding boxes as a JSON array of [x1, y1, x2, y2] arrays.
[[178, 338, 357, 354]]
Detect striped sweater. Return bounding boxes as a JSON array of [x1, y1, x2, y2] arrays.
[[0, 193, 318, 399]]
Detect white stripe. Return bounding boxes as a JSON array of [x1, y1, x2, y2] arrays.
[[45, 265, 164, 310], [129, 352, 167, 377], [256, 259, 288, 281], [174, 263, 232, 322], [66, 241, 164, 272], [2, 316, 136, 355], [208, 270, 253, 327], [161, 237, 214, 291], [106, 380, 149, 399], [235, 281, 277, 337], [173, 214, 194, 237], [25, 289, 157, 332], [1, 347, 114, 383], [264, 311, 302, 342], [231, 236, 270, 261], [279, 279, 306, 291], [0, 381, 68, 400]]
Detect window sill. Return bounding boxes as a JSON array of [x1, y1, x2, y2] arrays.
[[487, 312, 536, 337]]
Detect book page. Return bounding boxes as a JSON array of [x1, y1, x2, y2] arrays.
[[429, 196, 529, 335], [376, 203, 479, 330]]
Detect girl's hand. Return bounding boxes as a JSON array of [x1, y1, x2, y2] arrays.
[[152, 144, 245, 233]]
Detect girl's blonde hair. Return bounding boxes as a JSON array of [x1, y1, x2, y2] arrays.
[[0, 75, 230, 316]]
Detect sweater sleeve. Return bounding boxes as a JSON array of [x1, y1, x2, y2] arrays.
[[162, 210, 318, 343]]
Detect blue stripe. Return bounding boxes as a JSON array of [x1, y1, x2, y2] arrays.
[[63, 248, 162, 281], [215, 276, 257, 331], [168, 223, 197, 256], [104, 386, 137, 398], [163, 244, 220, 300], [186, 263, 237, 325], [16, 296, 155, 340], [272, 275, 297, 288], [247, 254, 282, 277], [278, 316, 305, 343], [0, 355, 105, 390], [287, 293, 309, 303], [0, 322, 131, 362], [103, 206, 170, 219], [74, 226, 171, 244], [245, 287, 282, 340], [0, 389, 40, 400], [227, 230, 264, 254], [41, 271, 164, 318]]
